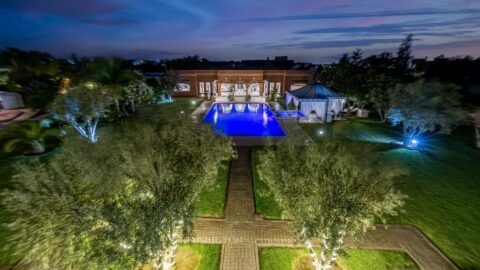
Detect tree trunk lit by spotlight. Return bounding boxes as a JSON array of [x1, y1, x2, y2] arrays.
[[1, 120, 234, 270], [257, 141, 405, 270]]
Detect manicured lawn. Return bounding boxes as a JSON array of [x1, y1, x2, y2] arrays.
[[178, 243, 221, 270], [299, 119, 480, 269], [134, 97, 203, 124], [259, 247, 418, 270], [196, 162, 229, 217]]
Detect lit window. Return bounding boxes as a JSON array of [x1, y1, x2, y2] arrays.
[[250, 83, 260, 96], [199, 82, 205, 94], [176, 83, 190, 92], [269, 82, 275, 92], [205, 82, 211, 93]]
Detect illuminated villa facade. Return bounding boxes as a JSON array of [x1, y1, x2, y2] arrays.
[[171, 69, 310, 101]]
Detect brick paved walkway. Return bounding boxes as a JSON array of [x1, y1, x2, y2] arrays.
[[189, 146, 458, 270]]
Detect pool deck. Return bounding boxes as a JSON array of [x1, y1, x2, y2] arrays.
[[191, 100, 213, 121], [192, 101, 312, 146]]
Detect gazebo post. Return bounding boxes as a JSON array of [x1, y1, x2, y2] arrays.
[[325, 99, 329, 122]]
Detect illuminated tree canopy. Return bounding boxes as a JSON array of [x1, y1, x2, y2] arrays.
[[387, 79, 467, 142], [1, 120, 234, 270], [51, 85, 111, 143], [257, 141, 405, 270]]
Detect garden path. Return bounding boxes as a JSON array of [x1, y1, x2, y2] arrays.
[[189, 146, 459, 270]]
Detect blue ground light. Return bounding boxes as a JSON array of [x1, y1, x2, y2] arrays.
[[203, 103, 285, 137]]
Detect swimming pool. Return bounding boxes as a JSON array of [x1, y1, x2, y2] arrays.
[[202, 103, 285, 136], [277, 111, 304, 118]]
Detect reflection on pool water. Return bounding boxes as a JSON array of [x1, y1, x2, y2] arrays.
[[202, 103, 286, 136], [277, 111, 304, 118]]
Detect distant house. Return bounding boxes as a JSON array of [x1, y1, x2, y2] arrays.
[[0, 91, 24, 109]]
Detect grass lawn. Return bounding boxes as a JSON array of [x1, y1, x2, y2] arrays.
[[196, 162, 229, 217], [178, 243, 221, 270], [133, 97, 203, 124], [259, 247, 418, 270], [298, 119, 480, 269]]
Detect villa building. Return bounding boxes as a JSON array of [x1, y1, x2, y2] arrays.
[[171, 69, 311, 101], [144, 57, 313, 101]]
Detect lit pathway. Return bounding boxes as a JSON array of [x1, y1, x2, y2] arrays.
[[189, 146, 458, 270]]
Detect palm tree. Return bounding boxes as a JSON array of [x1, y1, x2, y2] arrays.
[[78, 58, 140, 114], [1, 122, 61, 154]]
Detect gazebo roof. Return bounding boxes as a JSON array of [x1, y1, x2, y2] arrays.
[[287, 83, 344, 100]]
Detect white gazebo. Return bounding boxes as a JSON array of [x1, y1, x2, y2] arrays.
[[285, 83, 346, 122]]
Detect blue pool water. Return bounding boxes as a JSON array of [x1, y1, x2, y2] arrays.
[[203, 103, 286, 136], [277, 111, 304, 118]]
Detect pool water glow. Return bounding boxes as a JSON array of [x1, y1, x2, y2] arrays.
[[277, 111, 304, 118], [203, 103, 285, 136]]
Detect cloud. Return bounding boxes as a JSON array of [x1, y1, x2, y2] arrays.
[[293, 17, 480, 38], [248, 8, 480, 22], [243, 38, 405, 50], [0, 0, 123, 18], [106, 48, 188, 59], [79, 18, 141, 26], [415, 39, 480, 50]]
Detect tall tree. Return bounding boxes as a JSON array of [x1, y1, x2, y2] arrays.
[[318, 51, 367, 115], [387, 79, 467, 145], [257, 141, 405, 270], [364, 72, 397, 122], [112, 121, 233, 269], [51, 85, 111, 143], [78, 57, 140, 114], [121, 79, 154, 115], [2, 120, 234, 270], [395, 34, 414, 80]]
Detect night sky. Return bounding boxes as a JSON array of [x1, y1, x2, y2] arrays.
[[1, 0, 479, 63]]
